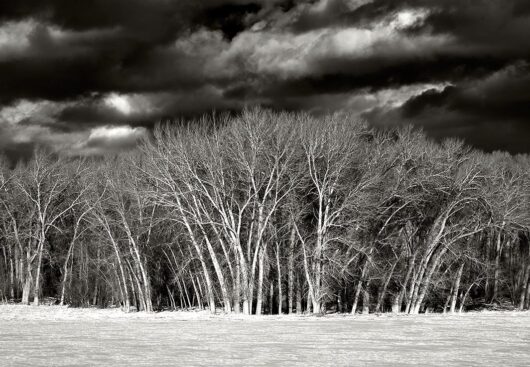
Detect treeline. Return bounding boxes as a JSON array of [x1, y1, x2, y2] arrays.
[[1, 109, 529, 314]]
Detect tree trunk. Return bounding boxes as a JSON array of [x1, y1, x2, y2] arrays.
[[127, 265, 140, 311], [249, 204, 266, 316], [276, 242, 283, 315], [351, 280, 363, 314], [199, 273, 215, 314], [300, 238, 316, 314], [21, 249, 32, 305], [491, 226, 504, 302], [351, 258, 370, 314], [450, 262, 465, 313], [375, 262, 397, 313], [296, 277, 302, 314], [269, 281, 274, 315], [404, 268, 416, 314], [9, 257, 15, 299], [391, 295, 401, 314], [409, 210, 451, 312], [22, 277, 31, 305], [92, 246, 100, 306], [459, 284, 475, 313], [394, 256, 415, 313], [60, 237, 77, 306], [306, 290, 312, 313], [189, 273, 202, 309], [194, 247, 215, 313], [6, 245, 15, 300], [180, 277, 192, 309], [234, 257, 241, 314], [411, 246, 448, 314], [524, 280, 530, 310], [100, 216, 130, 311], [175, 197, 214, 313], [255, 244, 266, 315], [519, 263, 530, 310], [287, 225, 296, 314], [33, 237, 45, 306], [197, 275, 206, 308], [201, 233, 231, 313], [443, 284, 454, 314], [167, 285, 176, 310], [239, 251, 251, 315], [362, 280, 370, 314], [174, 276, 184, 309]]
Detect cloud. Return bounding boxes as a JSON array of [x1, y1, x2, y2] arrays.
[[0, 121, 147, 158], [261, 82, 448, 116], [105, 94, 133, 115], [70, 125, 147, 156], [363, 62, 530, 153], [0, 19, 35, 57], [1, 0, 530, 156], [0, 98, 147, 157], [210, 7, 445, 80]]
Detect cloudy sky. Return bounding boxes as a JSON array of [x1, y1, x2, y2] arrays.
[[1, 0, 529, 158]]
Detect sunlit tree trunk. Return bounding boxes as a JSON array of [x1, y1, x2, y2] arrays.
[[276, 242, 283, 314], [519, 263, 530, 310], [393, 255, 415, 313], [269, 281, 274, 315], [255, 243, 266, 315], [21, 259, 32, 306], [234, 257, 241, 313], [492, 226, 505, 302], [450, 262, 465, 313], [351, 257, 370, 314], [362, 280, 371, 314], [411, 246, 448, 314], [287, 225, 296, 314]]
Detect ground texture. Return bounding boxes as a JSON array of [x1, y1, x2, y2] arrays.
[[1, 306, 529, 366]]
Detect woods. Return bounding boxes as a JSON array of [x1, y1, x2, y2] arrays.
[[0, 109, 529, 314]]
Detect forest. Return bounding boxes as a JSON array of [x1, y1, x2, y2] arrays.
[[0, 109, 529, 315]]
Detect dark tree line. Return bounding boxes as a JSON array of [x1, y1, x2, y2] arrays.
[[1, 109, 529, 314]]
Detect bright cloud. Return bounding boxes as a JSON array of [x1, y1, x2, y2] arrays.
[[390, 9, 430, 30], [0, 99, 67, 126], [105, 94, 132, 115], [0, 20, 36, 58], [103, 93, 156, 116], [0, 100, 41, 125], [66, 125, 148, 156], [88, 125, 145, 141], [202, 8, 449, 80]]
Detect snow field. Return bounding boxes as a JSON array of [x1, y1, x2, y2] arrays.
[[1, 306, 529, 366]]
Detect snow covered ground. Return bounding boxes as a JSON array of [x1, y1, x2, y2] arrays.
[[1, 306, 529, 366]]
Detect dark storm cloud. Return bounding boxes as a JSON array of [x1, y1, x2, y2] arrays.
[[196, 2, 263, 40], [0, 1, 269, 37], [0, 0, 530, 155], [239, 55, 509, 101], [0, 1, 275, 106], [1, 0, 192, 35], [364, 63, 530, 153], [56, 88, 242, 127]]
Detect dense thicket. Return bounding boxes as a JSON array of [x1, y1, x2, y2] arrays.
[[1, 109, 529, 314]]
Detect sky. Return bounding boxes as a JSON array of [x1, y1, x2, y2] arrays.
[[0, 0, 529, 159]]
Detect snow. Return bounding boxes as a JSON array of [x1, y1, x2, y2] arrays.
[[1, 306, 530, 366]]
